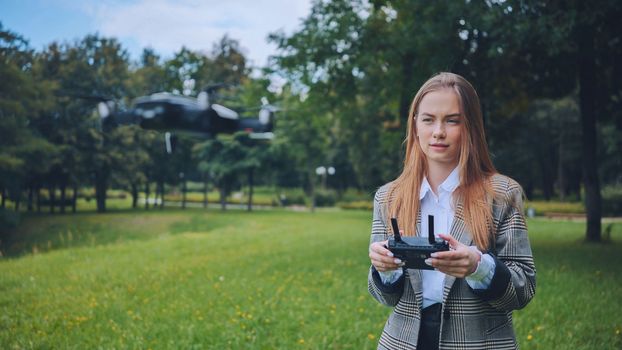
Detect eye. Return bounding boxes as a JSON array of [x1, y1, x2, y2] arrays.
[[447, 118, 461, 124]]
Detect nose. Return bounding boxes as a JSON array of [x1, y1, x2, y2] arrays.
[[432, 121, 446, 139]]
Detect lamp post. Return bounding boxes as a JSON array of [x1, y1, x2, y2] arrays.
[[315, 166, 336, 189]]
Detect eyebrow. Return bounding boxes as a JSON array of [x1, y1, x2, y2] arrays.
[[419, 112, 462, 118]]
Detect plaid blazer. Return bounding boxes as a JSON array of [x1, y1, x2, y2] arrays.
[[368, 174, 536, 350]]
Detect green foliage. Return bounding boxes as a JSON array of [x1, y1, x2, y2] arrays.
[[0, 209, 20, 233], [193, 133, 258, 201], [0, 24, 60, 202], [273, 188, 307, 206], [602, 186, 622, 217], [338, 188, 374, 202], [337, 200, 373, 211], [525, 200, 585, 216], [314, 188, 337, 207], [1, 211, 621, 348]]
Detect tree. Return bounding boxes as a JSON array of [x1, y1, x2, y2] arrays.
[[36, 34, 131, 213], [0, 24, 59, 211], [194, 133, 247, 210], [108, 125, 150, 208], [477, 0, 622, 241], [270, 0, 622, 241]]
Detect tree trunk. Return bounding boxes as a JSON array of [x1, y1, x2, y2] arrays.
[[95, 171, 107, 213], [219, 186, 226, 211], [309, 164, 316, 213], [60, 183, 66, 214], [558, 128, 565, 201], [71, 184, 77, 213], [27, 186, 34, 212], [247, 168, 254, 212], [144, 182, 150, 210], [203, 176, 209, 209], [182, 180, 187, 209], [399, 52, 415, 124], [577, 21, 601, 242], [131, 183, 138, 209], [156, 183, 162, 208], [14, 189, 20, 212], [49, 185, 55, 214], [36, 187, 41, 212], [159, 181, 165, 210]]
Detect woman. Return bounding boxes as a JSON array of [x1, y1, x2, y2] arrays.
[[368, 72, 536, 350]]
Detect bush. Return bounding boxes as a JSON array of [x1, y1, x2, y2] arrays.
[[0, 209, 20, 233], [274, 188, 306, 206], [313, 189, 337, 207], [602, 186, 622, 216], [337, 200, 373, 210], [525, 200, 585, 216], [338, 188, 374, 202]]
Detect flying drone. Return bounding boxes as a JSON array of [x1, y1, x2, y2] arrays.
[[96, 84, 276, 152]]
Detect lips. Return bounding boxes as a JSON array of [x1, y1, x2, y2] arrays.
[[430, 144, 449, 148]]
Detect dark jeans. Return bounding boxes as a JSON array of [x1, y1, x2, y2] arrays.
[[417, 303, 441, 350]]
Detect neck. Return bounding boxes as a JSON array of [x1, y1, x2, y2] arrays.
[[426, 163, 457, 193]]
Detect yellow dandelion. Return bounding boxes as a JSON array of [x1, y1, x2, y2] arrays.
[[527, 334, 533, 341], [298, 338, 305, 344], [616, 329, 620, 335], [367, 333, 376, 340]]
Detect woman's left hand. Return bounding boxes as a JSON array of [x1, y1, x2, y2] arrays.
[[425, 233, 481, 278]]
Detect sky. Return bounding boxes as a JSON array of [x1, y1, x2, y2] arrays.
[[1, 0, 313, 69]]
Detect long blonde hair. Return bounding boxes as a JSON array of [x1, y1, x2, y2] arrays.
[[387, 72, 496, 250]]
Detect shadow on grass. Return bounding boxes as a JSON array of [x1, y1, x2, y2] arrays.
[[0, 207, 240, 258]]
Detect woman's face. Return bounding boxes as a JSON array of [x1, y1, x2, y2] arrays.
[[415, 88, 463, 169]]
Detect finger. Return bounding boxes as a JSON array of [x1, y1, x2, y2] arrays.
[[437, 233, 466, 250], [373, 260, 400, 271], [430, 258, 470, 268], [369, 249, 395, 261], [435, 266, 470, 277], [370, 243, 392, 255], [430, 249, 470, 260], [369, 251, 402, 265]]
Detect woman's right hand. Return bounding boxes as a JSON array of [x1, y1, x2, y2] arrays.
[[369, 240, 403, 272]]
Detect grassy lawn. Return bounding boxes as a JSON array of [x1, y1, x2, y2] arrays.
[[1, 209, 621, 349]]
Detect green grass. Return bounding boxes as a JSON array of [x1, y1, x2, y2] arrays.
[[1, 210, 621, 349]]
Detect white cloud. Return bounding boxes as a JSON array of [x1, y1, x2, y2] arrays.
[[88, 0, 311, 68]]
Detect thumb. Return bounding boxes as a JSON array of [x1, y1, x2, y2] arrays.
[[438, 233, 464, 250]]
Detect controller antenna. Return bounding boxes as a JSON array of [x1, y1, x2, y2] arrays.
[[390, 218, 403, 243], [428, 215, 435, 244]]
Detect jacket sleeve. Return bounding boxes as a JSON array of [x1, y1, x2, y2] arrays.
[[471, 180, 536, 311], [367, 186, 405, 307]]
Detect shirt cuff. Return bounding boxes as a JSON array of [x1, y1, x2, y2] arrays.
[[378, 268, 403, 285], [465, 251, 496, 289]]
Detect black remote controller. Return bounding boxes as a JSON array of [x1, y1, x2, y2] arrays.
[[387, 215, 449, 270]]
